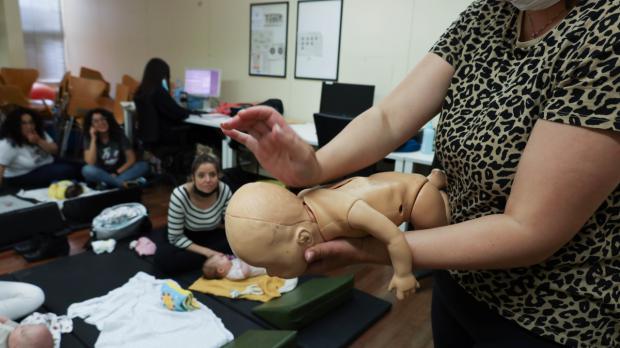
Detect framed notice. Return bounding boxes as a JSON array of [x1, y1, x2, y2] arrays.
[[295, 0, 342, 80], [249, 2, 289, 77]]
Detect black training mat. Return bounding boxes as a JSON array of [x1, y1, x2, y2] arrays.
[[0, 202, 67, 250], [61, 187, 142, 229], [60, 333, 89, 348], [222, 330, 297, 348], [12, 244, 162, 312], [181, 273, 392, 348], [12, 245, 264, 347], [0, 273, 16, 281], [190, 293, 265, 337]]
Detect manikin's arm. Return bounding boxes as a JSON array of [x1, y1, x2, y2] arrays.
[[348, 200, 417, 299], [305, 120, 620, 272]]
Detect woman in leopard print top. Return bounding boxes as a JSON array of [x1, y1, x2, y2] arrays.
[[221, 0, 619, 346]]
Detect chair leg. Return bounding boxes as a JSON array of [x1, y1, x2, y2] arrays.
[[59, 116, 74, 158]]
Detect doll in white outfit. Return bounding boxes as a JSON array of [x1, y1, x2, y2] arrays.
[[202, 254, 266, 280]]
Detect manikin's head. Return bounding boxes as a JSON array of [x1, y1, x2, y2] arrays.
[[202, 254, 232, 279], [225, 182, 320, 278], [8, 324, 53, 348]]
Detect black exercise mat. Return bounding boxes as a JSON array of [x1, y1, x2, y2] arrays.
[[0, 273, 16, 281], [12, 244, 162, 312], [0, 202, 68, 250], [62, 187, 142, 230], [60, 333, 89, 348], [12, 245, 264, 347], [179, 272, 392, 348]]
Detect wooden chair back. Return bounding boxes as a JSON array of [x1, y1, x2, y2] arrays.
[[121, 74, 140, 99], [0, 68, 39, 97], [79, 66, 111, 96], [66, 76, 107, 120], [0, 85, 30, 107]]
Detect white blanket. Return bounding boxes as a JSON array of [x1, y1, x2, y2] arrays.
[[17, 184, 103, 208], [67, 272, 233, 348]]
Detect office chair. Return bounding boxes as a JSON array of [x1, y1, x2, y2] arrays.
[[313, 112, 377, 179]]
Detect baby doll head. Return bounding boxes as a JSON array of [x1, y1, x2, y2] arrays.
[[8, 324, 53, 348], [202, 254, 232, 279], [225, 182, 320, 278]]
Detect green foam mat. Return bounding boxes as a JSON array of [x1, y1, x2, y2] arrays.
[[252, 275, 354, 329]]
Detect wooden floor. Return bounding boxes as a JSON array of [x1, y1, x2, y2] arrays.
[[0, 184, 434, 347]]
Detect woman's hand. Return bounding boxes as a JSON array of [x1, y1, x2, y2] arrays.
[[25, 131, 41, 145], [221, 106, 321, 187], [89, 126, 97, 139], [303, 236, 390, 274]]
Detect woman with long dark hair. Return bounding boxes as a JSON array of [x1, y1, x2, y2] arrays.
[[82, 108, 149, 188], [133, 58, 191, 150], [0, 107, 79, 189], [154, 150, 233, 275]]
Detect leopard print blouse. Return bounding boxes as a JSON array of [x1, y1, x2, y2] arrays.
[[431, 0, 619, 346]]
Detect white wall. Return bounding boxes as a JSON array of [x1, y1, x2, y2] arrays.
[[0, 0, 26, 67], [206, 0, 471, 120], [61, 0, 471, 121], [61, 0, 217, 91]]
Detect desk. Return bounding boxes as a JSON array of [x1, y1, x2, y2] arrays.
[[187, 114, 434, 174], [185, 114, 237, 168]]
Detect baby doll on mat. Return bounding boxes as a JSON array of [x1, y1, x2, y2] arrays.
[[202, 254, 267, 280]]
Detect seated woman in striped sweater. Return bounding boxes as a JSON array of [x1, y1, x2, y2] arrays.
[[154, 151, 233, 275]]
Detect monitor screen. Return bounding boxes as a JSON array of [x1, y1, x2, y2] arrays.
[[184, 69, 221, 98], [319, 82, 375, 118]]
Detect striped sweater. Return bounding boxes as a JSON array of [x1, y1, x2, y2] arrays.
[[167, 182, 232, 248]]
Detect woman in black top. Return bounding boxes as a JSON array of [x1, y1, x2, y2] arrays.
[[133, 58, 191, 150], [82, 108, 149, 188]]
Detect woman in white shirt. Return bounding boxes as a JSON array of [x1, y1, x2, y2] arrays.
[[154, 151, 233, 275], [0, 107, 79, 189]]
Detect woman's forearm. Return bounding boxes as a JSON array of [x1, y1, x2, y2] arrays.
[[84, 141, 97, 165], [316, 53, 453, 183], [116, 150, 136, 174], [186, 243, 219, 258], [38, 139, 58, 155], [404, 214, 568, 271]]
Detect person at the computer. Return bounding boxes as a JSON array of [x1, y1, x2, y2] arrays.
[[133, 57, 192, 150]]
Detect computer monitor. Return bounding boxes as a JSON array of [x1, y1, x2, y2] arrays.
[[319, 82, 375, 118], [184, 68, 221, 98]]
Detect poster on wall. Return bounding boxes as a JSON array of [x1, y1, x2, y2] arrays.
[[249, 2, 289, 78], [295, 0, 342, 80]]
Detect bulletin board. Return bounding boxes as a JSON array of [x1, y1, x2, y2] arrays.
[[249, 2, 289, 78], [294, 0, 343, 80]]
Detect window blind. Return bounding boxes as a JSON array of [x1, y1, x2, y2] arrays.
[[19, 0, 65, 82]]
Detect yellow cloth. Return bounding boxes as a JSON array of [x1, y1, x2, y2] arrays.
[[190, 275, 285, 302], [48, 180, 74, 200], [161, 280, 201, 311]]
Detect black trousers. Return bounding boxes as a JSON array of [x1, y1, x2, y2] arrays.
[[153, 227, 232, 276], [432, 270, 565, 348]]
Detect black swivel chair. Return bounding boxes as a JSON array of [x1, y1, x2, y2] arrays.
[[313, 112, 377, 179]]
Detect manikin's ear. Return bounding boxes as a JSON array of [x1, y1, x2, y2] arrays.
[[296, 227, 314, 246]]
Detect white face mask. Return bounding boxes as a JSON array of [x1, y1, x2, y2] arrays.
[[505, 0, 561, 10]]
